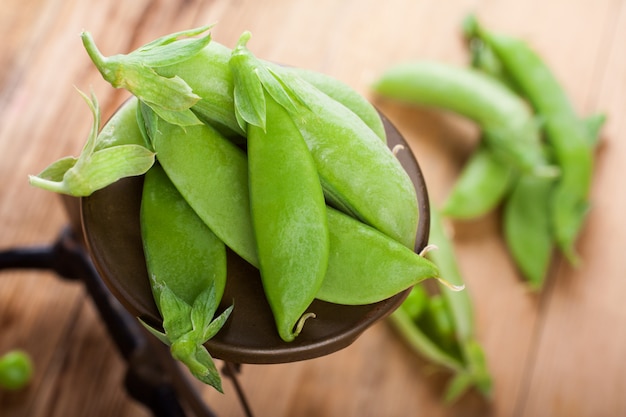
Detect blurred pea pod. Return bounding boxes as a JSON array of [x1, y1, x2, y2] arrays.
[[372, 60, 555, 177], [442, 143, 515, 219], [389, 207, 492, 403], [464, 15, 603, 264]]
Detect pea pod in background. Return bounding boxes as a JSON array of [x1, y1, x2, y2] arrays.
[[140, 164, 232, 392], [442, 143, 515, 219], [372, 60, 555, 177], [464, 15, 599, 265], [230, 32, 329, 342], [388, 207, 492, 403]]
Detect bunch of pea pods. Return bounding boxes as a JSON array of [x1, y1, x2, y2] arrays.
[[30, 26, 448, 392], [374, 15, 603, 402]]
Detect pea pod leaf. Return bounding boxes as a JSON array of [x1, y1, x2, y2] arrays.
[[143, 278, 233, 393], [229, 31, 302, 132], [81, 25, 213, 126], [29, 89, 155, 196]]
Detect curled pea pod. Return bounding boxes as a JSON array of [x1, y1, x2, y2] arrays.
[[230, 32, 329, 342], [372, 60, 554, 177], [140, 164, 232, 392], [139, 102, 258, 267], [442, 143, 515, 219], [388, 207, 492, 403], [29, 93, 155, 196], [465, 16, 596, 264]]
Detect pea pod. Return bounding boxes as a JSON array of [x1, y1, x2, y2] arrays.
[[466, 16, 594, 264], [230, 33, 329, 342], [287, 67, 386, 141], [315, 206, 439, 305], [140, 164, 231, 392], [442, 143, 515, 219], [274, 66, 419, 248], [503, 174, 555, 289], [372, 60, 554, 177], [140, 103, 258, 267], [388, 207, 492, 403]]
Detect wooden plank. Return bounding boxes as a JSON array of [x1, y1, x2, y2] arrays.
[[1, 0, 625, 415]]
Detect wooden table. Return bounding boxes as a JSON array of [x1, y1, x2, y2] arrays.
[[1, 0, 624, 416]]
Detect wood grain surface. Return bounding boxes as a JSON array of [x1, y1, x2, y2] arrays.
[[1, 0, 624, 416]]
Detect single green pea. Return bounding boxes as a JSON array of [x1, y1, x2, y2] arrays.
[[140, 164, 231, 392], [417, 294, 458, 354], [230, 32, 329, 342], [0, 350, 34, 391], [372, 60, 553, 177]]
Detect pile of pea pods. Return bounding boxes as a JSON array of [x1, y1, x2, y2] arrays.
[[373, 15, 603, 402], [29, 26, 448, 392]]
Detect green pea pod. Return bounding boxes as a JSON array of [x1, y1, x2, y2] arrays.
[[372, 61, 554, 177], [230, 32, 329, 342], [416, 294, 458, 355], [140, 103, 258, 267], [287, 67, 386, 142], [140, 164, 231, 392], [467, 16, 595, 264], [388, 306, 465, 372], [316, 207, 439, 305], [29, 93, 155, 196], [442, 143, 515, 219], [274, 66, 419, 248], [503, 174, 555, 290]]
